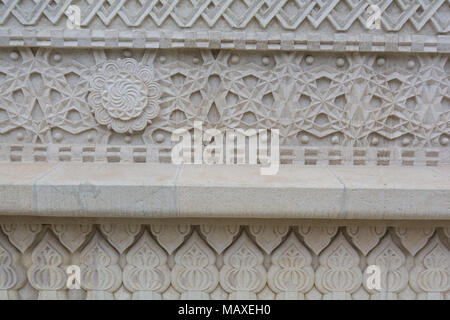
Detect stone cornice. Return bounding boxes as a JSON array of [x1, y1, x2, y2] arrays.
[[0, 162, 448, 219]]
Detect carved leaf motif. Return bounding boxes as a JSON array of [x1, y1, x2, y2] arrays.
[[28, 231, 68, 292], [52, 224, 92, 253], [79, 231, 121, 294], [151, 224, 190, 254], [347, 225, 387, 255], [220, 232, 266, 298], [123, 230, 170, 295], [100, 224, 140, 253], [365, 235, 408, 295], [395, 227, 434, 255], [297, 225, 338, 255], [0, 232, 25, 291], [200, 224, 239, 254], [171, 231, 218, 298], [410, 235, 450, 294], [315, 232, 362, 296], [268, 233, 314, 298], [1, 224, 42, 253], [249, 224, 289, 254]]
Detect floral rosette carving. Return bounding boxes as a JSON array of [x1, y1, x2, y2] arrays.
[[88, 58, 160, 133]]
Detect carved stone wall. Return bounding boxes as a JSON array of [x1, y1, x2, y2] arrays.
[[0, 49, 449, 165], [0, 220, 448, 300], [0, 0, 449, 301]]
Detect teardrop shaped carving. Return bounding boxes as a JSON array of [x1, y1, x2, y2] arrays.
[[28, 231, 69, 300], [268, 233, 314, 299], [52, 224, 92, 253], [79, 231, 121, 300], [315, 232, 362, 299], [249, 224, 289, 254], [410, 235, 449, 299], [1, 224, 42, 253], [123, 230, 170, 299], [365, 234, 408, 299], [220, 232, 266, 300], [297, 225, 338, 255], [0, 232, 25, 299], [171, 231, 218, 299], [151, 224, 190, 254], [347, 225, 386, 255], [200, 224, 239, 254], [100, 224, 140, 253]]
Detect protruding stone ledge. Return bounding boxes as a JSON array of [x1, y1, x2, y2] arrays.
[[0, 163, 448, 220]]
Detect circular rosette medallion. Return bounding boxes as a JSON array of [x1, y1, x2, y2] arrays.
[[88, 58, 161, 133]]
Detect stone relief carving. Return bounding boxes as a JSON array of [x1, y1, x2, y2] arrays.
[[100, 224, 140, 253], [123, 230, 170, 300], [1, 0, 448, 33], [0, 0, 448, 304], [1, 224, 42, 253], [297, 225, 338, 255], [150, 224, 190, 254], [200, 224, 239, 254], [395, 226, 435, 255], [347, 225, 387, 256], [0, 222, 446, 300], [171, 231, 218, 300], [27, 231, 69, 300], [88, 59, 160, 133], [78, 231, 122, 300], [0, 49, 448, 166], [267, 233, 314, 300], [220, 232, 267, 300], [410, 234, 450, 300], [364, 234, 409, 300], [315, 232, 362, 300], [249, 224, 289, 254], [0, 232, 25, 300], [52, 224, 92, 253]]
